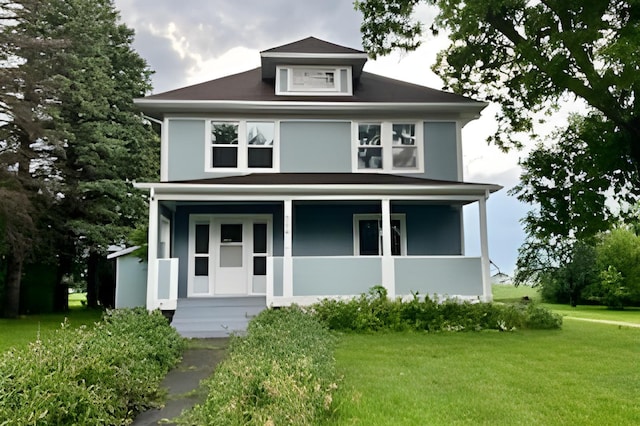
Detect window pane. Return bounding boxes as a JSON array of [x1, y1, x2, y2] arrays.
[[393, 146, 417, 168], [248, 148, 273, 168], [253, 257, 267, 276], [195, 224, 209, 254], [358, 147, 382, 169], [195, 257, 208, 276], [220, 246, 243, 267], [221, 224, 243, 243], [211, 122, 238, 144], [392, 124, 416, 145], [253, 223, 267, 253], [391, 220, 402, 256], [247, 122, 274, 146], [358, 124, 381, 146], [359, 220, 380, 255], [292, 69, 335, 89], [212, 147, 237, 168]]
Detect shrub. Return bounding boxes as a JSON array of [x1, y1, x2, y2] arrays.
[[181, 306, 338, 426], [312, 289, 562, 332], [0, 308, 184, 425]]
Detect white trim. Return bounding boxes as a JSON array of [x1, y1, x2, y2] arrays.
[[479, 193, 492, 302], [107, 246, 140, 260], [283, 200, 293, 298], [381, 199, 395, 299], [352, 121, 425, 173], [133, 99, 488, 119], [260, 52, 369, 60], [187, 214, 273, 297], [276, 65, 353, 96], [146, 196, 159, 310], [161, 117, 169, 181]]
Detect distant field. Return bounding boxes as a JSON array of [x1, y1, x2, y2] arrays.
[[68, 292, 87, 308], [492, 283, 540, 302]]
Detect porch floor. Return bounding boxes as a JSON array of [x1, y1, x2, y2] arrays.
[[171, 296, 266, 338]]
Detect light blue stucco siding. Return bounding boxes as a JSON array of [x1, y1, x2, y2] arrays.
[[157, 260, 172, 300], [167, 119, 206, 181], [395, 257, 482, 296], [292, 257, 382, 296], [280, 121, 352, 172], [114, 256, 147, 309], [422, 122, 458, 181], [272, 257, 283, 297]]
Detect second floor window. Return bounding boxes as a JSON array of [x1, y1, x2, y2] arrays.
[[354, 122, 423, 172], [209, 121, 277, 170]]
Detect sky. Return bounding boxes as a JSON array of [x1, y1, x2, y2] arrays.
[[112, 0, 542, 276]]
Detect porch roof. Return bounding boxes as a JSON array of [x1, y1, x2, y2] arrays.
[[135, 173, 502, 200]]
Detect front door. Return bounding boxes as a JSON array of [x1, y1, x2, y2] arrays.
[[188, 215, 271, 297], [214, 222, 247, 295]]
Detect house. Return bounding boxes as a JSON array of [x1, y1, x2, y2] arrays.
[[133, 37, 501, 337]]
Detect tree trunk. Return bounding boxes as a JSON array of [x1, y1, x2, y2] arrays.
[[3, 253, 23, 318], [86, 251, 99, 308]]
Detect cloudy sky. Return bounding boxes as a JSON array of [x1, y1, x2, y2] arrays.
[[112, 0, 540, 275]]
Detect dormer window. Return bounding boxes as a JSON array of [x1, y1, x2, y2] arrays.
[[276, 65, 352, 96]]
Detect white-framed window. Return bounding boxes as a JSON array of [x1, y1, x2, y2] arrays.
[[353, 122, 423, 172], [276, 65, 353, 96], [206, 120, 278, 171], [353, 214, 407, 256]]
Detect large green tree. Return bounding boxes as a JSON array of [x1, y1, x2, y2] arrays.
[[356, 0, 640, 280], [0, 0, 69, 317], [0, 0, 158, 314]]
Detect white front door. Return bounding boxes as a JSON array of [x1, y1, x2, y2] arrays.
[[188, 215, 271, 297], [214, 222, 248, 295]]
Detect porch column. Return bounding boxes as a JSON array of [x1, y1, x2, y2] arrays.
[[381, 198, 395, 299], [146, 189, 159, 310], [283, 199, 293, 299], [478, 192, 492, 302]]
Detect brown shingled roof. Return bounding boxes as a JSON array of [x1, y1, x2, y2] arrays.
[[145, 68, 479, 104], [261, 36, 365, 55]]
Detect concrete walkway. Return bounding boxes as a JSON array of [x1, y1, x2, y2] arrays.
[[563, 316, 640, 328], [132, 338, 229, 426]]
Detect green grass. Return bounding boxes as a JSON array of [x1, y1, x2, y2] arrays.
[[492, 283, 540, 303], [328, 322, 640, 425], [68, 292, 87, 308], [0, 307, 103, 352]]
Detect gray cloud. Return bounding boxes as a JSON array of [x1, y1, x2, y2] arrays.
[[114, 0, 364, 92]]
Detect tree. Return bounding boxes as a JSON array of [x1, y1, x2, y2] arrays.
[[0, 0, 158, 314], [40, 0, 159, 308], [0, 0, 69, 317], [356, 0, 640, 283]]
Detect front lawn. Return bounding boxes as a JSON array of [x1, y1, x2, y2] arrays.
[[328, 321, 640, 425], [0, 308, 103, 352]]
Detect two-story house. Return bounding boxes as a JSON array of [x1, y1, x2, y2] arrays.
[[132, 37, 501, 337]]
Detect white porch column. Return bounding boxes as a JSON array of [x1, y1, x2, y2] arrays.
[[283, 199, 293, 299], [381, 198, 395, 299], [478, 192, 492, 302], [146, 188, 159, 310]]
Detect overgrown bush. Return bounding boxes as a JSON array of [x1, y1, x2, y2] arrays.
[[0, 308, 184, 425], [312, 287, 562, 332], [181, 306, 338, 426]]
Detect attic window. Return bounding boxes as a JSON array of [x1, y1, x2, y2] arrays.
[[276, 66, 352, 96]]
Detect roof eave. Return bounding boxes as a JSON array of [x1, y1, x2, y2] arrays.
[[134, 181, 502, 197], [134, 99, 488, 121]]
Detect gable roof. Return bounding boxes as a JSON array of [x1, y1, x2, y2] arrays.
[[261, 36, 365, 55]]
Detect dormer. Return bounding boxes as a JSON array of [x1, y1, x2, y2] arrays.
[[260, 37, 369, 96]]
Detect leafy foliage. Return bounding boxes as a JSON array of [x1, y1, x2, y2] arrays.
[[0, 308, 184, 425], [311, 286, 562, 332], [181, 307, 338, 426]]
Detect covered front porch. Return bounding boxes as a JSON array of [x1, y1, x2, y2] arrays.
[[137, 174, 500, 314]]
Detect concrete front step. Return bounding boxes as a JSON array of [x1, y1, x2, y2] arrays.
[[171, 296, 266, 338]]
